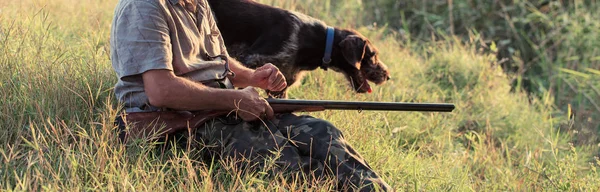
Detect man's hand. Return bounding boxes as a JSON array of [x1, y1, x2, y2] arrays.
[[235, 87, 274, 121], [249, 64, 287, 92]]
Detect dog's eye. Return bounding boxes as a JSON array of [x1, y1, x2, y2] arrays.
[[361, 57, 376, 67], [369, 55, 379, 65]]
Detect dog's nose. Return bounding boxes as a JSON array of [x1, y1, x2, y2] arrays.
[[387, 76, 392, 81]]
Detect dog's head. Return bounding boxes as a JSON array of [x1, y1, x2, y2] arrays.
[[332, 30, 390, 93]]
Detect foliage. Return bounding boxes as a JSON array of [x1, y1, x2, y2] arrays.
[[358, 0, 600, 142]]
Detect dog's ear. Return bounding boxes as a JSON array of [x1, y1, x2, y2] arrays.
[[339, 35, 367, 69]]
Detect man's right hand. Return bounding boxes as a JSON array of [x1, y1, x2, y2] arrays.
[[235, 87, 274, 122]]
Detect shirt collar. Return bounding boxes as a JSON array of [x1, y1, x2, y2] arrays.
[[169, 0, 198, 12]]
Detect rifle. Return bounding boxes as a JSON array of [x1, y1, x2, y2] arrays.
[[120, 99, 455, 141]]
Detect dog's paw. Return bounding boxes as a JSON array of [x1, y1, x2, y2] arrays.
[[266, 90, 288, 99]]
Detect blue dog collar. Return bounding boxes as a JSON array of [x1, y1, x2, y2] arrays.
[[322, 26, 335, 69]]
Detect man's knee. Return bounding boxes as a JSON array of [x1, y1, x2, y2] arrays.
[[307, 118, 343, 138], [277, 114, 343, 139]]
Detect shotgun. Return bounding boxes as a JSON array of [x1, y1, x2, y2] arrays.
[[267, 98, 455, 113], [121, 99, 456, 141]]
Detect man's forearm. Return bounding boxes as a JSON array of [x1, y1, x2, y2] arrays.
[[144, 70, 244, 111], [226, 57, 255, 88]]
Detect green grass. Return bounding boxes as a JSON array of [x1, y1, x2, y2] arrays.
[[349, 0, 600, 142], [1, 0, 599, 191]]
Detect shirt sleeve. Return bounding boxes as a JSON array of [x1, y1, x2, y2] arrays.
[[111, 0, 173, 80]]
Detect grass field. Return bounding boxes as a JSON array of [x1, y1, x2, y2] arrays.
[[1, 0, 599, 191]]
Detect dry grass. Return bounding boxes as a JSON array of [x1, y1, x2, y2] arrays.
[[1, 0, 599, 191]]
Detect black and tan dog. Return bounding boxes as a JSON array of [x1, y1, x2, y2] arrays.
[[207, 0, 391, 98]]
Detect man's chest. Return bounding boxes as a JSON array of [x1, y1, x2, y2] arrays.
[[166, 0, 224, 61]]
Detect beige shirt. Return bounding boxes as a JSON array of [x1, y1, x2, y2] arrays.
[[110, 0, 231, 112]]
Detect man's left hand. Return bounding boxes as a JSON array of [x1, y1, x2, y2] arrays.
[[249, 63, 287, 91]]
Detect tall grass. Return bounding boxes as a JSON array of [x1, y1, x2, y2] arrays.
[[342, 0, 600, 144], [1, 0, 599, 191]]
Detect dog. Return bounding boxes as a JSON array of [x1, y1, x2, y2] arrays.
[[207, 0, 391, 98]]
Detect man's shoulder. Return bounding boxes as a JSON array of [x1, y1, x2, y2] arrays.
[[113, 0, 173, 19], [118, 0, 170, 4], [115, 0, 170, 10]]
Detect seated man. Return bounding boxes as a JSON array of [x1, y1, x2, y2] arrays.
[[110, 0, 391, 191]]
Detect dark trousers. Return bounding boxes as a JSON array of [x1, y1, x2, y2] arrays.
[[115, 113, 391, 191]]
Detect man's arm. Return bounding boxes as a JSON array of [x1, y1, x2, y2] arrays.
[[111, 1, 277, 121], [142, 69, 274, 121], [226, 57, 287, 92], [225, 58, 253, 87]]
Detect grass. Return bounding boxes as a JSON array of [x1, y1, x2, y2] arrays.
[[1, 0, 599, 191], [346, 0, 600, 144]]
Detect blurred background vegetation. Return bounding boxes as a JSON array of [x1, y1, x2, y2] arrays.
[[366, 0, 600, 142], [267, 0, 600, 146]]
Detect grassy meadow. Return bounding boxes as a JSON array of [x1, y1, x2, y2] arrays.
[[1, 0, 599, 191]]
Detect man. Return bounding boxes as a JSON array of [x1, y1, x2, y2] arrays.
[[110, 0, 392, 191]]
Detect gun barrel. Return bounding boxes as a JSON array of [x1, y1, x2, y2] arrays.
[[267, 98, 456, 112]]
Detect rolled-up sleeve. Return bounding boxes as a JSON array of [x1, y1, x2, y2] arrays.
[[112, 0, 173, 80]]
